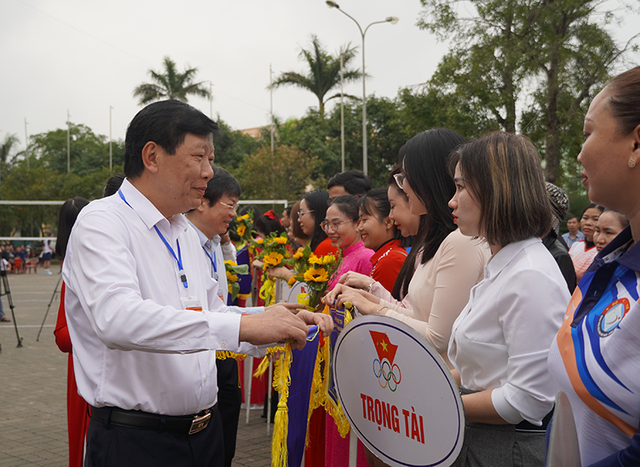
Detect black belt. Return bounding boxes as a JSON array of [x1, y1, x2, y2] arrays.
[[90, 404, 217, 435]]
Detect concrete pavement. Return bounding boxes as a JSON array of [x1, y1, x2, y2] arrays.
[[0, 266, 274, 466]]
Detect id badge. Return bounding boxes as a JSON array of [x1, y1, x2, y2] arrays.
[[181, 294, 203, 312]]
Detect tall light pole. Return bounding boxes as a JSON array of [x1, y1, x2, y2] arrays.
[[109, 106, 113, 173], [209, 81, 213, 119], [67, 110, 71, 174], [326, 1, 398, 176], [24, 118, 29, 168], [340, 49, 345, 173]]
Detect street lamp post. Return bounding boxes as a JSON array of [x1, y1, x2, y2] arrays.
[[326, 1, 398, 176]]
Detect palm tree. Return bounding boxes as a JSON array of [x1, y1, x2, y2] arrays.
[[270, 35, 362, 115], [0, 133, 21, 183], [133, 56, 211, 105]]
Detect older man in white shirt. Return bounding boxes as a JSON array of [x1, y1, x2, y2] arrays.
[[63, 99, 331, 467]]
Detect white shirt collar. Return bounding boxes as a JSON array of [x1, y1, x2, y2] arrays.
[[484, 237, 542, 280], [120, 178, 189, 234], [184, 215, 221, 251]]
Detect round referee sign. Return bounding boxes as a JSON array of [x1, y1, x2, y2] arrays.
[[332, 316, 464, 467]]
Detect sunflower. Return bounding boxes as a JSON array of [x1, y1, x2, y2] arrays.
[[304, 266, 329, 283], [293, 248, 304, 259], [322, 254, 337, 265], [236, 225, 246, 237], [308, 254, 323, 265], [263, 252, 284, 268]]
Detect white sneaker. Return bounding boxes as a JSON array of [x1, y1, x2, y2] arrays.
[[43, 269, 53, 275]]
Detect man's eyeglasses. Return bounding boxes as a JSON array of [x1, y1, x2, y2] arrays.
[[320, 219, 353, 232], [219, 200, 239, 212], [393, 173, 406, 190]]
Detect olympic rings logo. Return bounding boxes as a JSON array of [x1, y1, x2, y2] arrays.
[[373, 358, 402, 392]]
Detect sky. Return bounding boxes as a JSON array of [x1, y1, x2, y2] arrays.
[[1, 0, 638, 155]]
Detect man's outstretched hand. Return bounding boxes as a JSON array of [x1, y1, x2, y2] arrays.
[[239, 303, 333, 350]]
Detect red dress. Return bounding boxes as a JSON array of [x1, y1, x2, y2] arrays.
[[370, 239, 408, 292], [54, 283, 90, 467]]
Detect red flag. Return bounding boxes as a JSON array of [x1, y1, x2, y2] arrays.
[[369, 330, 398, 366]]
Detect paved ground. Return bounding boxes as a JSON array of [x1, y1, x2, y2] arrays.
[[0, 266, 274, 466]]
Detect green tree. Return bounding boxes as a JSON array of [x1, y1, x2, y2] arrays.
[[520, 0, 638, 182], [396, 87, 500, 141], [418, 0, 533, 133], [0, 133, 22, 183], [269, 88, 498, 189], [0, 166, 65, 236], [231, 146, 321, 200], [28, 124, 124, 177], [275, 109, 337, 181], [133, 56, 211, 105], [270, 35, 362, 115], [417, 0, 639, 183], [212, 119, 260, 169]]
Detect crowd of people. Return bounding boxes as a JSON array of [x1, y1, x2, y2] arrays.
[[50, 66, 640, 467]]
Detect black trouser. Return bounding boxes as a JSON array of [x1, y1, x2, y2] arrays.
[[85, 407, 224, 467], [216, 357, 242, 467]]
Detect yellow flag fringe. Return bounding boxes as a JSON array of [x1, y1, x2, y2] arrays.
[[271, 343, 293, 467], [323, 306, 353, 438], [216, 351, 247, 361], [253, 346, 285, 378]]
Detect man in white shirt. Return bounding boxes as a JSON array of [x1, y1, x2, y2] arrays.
[[63, 99, 331, 467], [185, 166, 251, 467]]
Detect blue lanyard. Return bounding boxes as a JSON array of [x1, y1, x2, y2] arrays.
[[202, 246, 218, 280], [119, 189, 189, 289]]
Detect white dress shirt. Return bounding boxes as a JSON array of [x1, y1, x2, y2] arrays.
[[63, 179, 264, 416], [448, 237, 569, 425]]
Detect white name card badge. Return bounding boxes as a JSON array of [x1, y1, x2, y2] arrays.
[[332, 316, 464, 467]]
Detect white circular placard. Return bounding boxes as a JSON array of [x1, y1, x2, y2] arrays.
[[332, 315, 464, 467]]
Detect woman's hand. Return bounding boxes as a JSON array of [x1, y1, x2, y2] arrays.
[[324, 286, 380, 316], [267, 266, 294, 281], [338, 271, 375, 290], [252, 259, 264, 270], [324, 283, 350, 305]]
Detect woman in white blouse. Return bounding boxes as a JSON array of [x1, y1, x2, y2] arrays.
[[447, 132, 570, 467]]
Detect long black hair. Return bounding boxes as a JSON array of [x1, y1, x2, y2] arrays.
[[394, 128, 466, 298], [56, 197, 90, 258], [302, 190, 330, 252]]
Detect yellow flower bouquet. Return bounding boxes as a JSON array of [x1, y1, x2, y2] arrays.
[[285, 245, 312, 284], [224, 260, 249, 301], [290, 251, 341, 311], [232, 210, 255, 245], [252, 232, 291, 306]]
